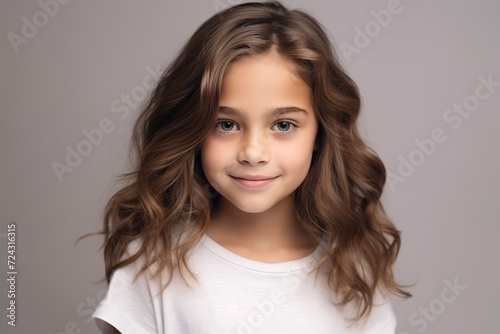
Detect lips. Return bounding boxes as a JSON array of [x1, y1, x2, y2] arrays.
[[230, 175, 278, 189]]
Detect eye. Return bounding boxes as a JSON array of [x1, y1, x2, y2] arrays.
[[272, 121, 296, 133], [215, 120, 238, 132]]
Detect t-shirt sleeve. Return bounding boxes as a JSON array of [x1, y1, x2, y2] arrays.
[[362, 288, 397, 334], [92, 247, 159, 333]]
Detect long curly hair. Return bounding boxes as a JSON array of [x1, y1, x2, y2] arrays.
[[92, 0, 411, 323]]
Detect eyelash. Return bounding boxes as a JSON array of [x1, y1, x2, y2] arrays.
[[215, 119, 298, 136]]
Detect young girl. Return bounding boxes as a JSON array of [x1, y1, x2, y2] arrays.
[[92, 1, 410, 333]]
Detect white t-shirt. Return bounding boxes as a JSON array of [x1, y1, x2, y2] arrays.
[[93, 234, 396, 333]]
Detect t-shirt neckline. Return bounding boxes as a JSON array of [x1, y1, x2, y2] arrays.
[[200, 233, 324, 274]]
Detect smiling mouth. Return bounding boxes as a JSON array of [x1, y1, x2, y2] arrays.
[[230, 175, 278, 189]]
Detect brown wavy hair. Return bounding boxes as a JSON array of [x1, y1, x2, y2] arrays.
[[91, 0, 411, 323]]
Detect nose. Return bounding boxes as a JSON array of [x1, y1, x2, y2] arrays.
[[237, 131, 270, 166]]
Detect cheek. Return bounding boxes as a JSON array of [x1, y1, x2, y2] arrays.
[[200, 141, 215, 176], [201, 139, 228, 177], [201, 139, 236, 193], [277, 140, 315, 175]]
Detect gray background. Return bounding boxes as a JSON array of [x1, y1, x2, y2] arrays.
[[1, 0, 499, 333]]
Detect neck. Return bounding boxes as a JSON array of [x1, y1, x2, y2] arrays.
[[207, 194, 314, 252]]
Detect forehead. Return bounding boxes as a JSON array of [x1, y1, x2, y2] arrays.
[[219, 52, 313, 113]]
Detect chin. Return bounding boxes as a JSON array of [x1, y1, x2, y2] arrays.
[[233, 202, 274, 214], [217, 195, 275, 214]]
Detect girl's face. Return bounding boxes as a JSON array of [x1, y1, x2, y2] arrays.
[[201, 51, 318, 214]]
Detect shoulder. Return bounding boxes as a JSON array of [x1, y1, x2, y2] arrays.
[[92, 237, 161, 333], [123, 237, 144, 259], [359, 287, 397, 333]]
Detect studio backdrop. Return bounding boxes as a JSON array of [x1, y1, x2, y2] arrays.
[[1, 0, 499, 333]]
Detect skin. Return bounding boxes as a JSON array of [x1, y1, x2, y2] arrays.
[[201, 51, 319, 262]]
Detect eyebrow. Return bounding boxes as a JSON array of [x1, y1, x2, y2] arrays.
[[218, 106, 309, 116]]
